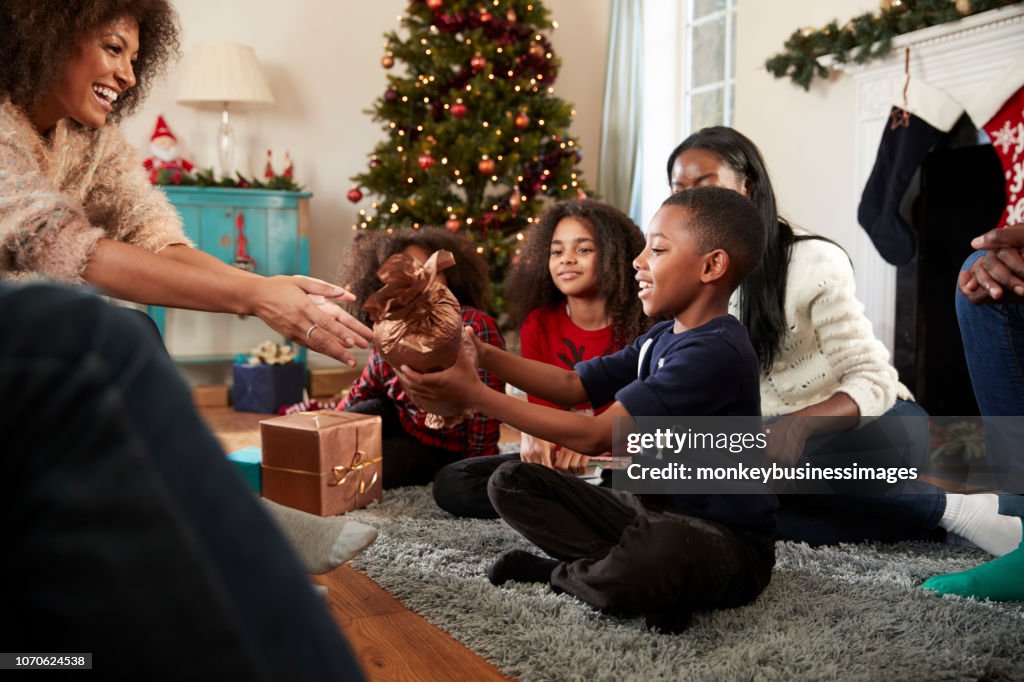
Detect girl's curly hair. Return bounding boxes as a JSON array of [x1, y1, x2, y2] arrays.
[[338, 227, 493, 326], [0, 0, 180, 121], [505, 200, 650, 348]]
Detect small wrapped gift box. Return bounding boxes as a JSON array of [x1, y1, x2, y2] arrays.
[[260, 410, 382, 516], [226, 446, 262, 494], [308, 367, 361, 398], [232, 361, 305, 413], [193, 384, 229, 407]]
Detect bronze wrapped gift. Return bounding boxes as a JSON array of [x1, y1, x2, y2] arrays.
[[364, 249, 462, 372], [260, 411, 382, 515], [364, 249, 468, 425]]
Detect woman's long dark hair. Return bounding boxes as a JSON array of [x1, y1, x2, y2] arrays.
[[666, 126, 830, 374], [505, 200, 649, 349]]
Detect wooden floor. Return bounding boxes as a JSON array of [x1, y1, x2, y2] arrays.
[[198, 405, 510, 682]]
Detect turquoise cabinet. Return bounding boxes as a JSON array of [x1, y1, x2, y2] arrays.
[[148, 186, 312, 362]]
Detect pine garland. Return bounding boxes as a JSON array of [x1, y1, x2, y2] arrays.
[[766, 0, 1022, 90], [154, 167, 304, 192]]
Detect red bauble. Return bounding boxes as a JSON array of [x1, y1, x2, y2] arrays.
[[479, 9, 492, 22], [418, 153, 436, 169], [478, 158, 496, 175], [445, 218, 461, 232], [470, 53, 486, 71], [577, 189, 587, 200], [514, 112, 530, 129], [451, 102, 468, 118], [426, 0, 443, 9], [347, 188, 363, 203], [384, 88, 398, 102], [528, 43, 545, 59], [381, 55, 395, 69], [506, 9, 517, 22], [369, 158, 381, 168]]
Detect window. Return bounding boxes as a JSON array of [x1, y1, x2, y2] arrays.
[[638, 0, 738, 228], [685, 0, 737, 132]]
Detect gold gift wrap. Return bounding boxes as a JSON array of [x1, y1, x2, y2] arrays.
[[260, 411, 382, 516], [308, 367, 362, 398]]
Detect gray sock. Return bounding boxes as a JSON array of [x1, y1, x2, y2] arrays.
[[261, 499, 378, 574]]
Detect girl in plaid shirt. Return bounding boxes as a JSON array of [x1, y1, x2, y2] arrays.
[[336, 228, 505, 488]]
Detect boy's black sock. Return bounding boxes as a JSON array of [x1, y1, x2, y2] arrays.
[[644, 609, 693, 634], [487, 549, 558, 586]]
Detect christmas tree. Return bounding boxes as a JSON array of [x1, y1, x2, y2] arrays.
[[349, 0, 589, 307]]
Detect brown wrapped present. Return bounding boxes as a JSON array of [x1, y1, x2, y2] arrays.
[[364, 249, 467, 425], [364, 249, 462, 373], [192, 384, 229, 407], [260, 411, 382, 516]]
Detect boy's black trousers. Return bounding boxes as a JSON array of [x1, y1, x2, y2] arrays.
[[487, 460, 775, 630]]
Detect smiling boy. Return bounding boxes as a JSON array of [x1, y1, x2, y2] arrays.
[[398, 187, 775, 631]]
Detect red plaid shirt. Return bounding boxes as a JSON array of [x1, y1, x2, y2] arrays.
[[340, 307, 505, 457]]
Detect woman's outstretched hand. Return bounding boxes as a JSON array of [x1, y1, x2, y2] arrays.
[[250, 275, 372, 366]]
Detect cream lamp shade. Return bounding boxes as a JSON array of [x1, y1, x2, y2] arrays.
[[176, 43, 275, 175]]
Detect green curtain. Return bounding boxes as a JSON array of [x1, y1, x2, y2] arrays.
[[598, 0, 643, 222]]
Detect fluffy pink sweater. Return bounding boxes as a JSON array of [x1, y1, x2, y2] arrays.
[[0, 99, 190, 282]]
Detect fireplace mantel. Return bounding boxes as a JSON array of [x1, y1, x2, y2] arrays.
[[825, 4, 1024, 352]]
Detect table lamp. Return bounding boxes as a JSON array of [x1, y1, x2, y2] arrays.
[[176, 43, 274, 176]]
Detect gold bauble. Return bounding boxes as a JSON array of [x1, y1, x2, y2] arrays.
[[381, 55, 395, 69], [955, 0, 972, 15]]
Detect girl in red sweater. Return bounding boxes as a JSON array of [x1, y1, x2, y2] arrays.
[[433, 200, 648, 517]]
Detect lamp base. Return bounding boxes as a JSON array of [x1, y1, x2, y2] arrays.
[[218, 105, 234, 178]]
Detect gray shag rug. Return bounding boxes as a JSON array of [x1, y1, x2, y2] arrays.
[[347, 486, 1024, 681]]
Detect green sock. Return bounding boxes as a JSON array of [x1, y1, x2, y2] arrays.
[[921, 541, 1024, 602]]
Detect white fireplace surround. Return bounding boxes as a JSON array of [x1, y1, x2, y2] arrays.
[[822, 3, 1024, 352]]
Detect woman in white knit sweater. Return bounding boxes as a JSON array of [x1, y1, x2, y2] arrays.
[[667, 127, 1022, 555]]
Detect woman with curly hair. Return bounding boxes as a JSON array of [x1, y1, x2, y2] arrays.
[[433, 199, 648, 518], [0, 3, 369, 677], [0, 0, 371, 365], [336, 227, 506, 488]]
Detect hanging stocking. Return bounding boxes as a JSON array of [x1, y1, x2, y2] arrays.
[[858, 76, 964, 266], [965, 56, 1024, 229]]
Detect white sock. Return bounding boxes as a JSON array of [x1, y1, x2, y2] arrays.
[[940, 493, 1023, 557], [261, 499, 379, 574]]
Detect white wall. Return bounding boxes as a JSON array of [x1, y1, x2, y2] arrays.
[[733, 0, 878, 247], [123, 0, 609, 363], [129, 1, 890, 363]]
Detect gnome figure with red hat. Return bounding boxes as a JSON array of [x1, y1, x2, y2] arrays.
[[143, 115, 194, 184]]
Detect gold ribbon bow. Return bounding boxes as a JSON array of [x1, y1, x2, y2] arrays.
[[330, 449, 382, 496]]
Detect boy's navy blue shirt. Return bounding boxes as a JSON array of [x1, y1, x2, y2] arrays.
[[576, 315, 778, 532]]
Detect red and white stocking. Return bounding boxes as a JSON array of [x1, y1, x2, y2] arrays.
[[966, 56, 1024, 228]]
